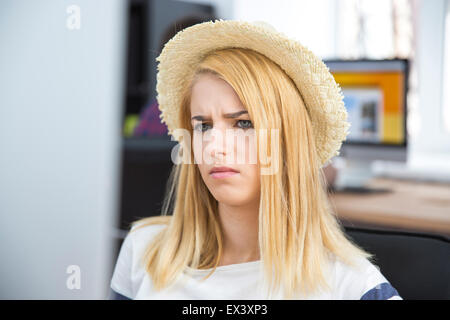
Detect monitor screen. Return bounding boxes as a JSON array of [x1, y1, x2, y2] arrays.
[[324, 59, 408, 147]]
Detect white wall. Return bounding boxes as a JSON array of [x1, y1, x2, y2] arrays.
[[410, 0, 450, 162], [0, 0, 126, 299]]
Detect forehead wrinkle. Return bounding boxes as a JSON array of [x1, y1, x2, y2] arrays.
[[191, 109, 248, 122], [190, 74, 246, 121]]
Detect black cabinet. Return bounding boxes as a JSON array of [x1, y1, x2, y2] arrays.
[[118, 0, 216, 232]]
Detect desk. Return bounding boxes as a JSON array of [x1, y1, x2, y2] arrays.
[[328, 178, 450, 236]]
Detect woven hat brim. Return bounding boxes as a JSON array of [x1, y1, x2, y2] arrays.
[[156, 19, 350, 167]]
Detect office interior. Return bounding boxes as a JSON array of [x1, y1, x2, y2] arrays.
[[0, 0, 449, 299]]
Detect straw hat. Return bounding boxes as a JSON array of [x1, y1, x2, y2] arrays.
[[155, 19, 349, 167]]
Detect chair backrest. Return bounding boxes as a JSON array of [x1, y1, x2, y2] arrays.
[[343, 226, 450, 300]]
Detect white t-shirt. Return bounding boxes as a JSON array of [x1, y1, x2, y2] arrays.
[[110, 223, 402, 300]]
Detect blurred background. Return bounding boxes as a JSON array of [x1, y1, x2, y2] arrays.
[[1, 0, 449, 299]]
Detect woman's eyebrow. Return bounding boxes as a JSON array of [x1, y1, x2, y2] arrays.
[[191, 110, 248, 121]]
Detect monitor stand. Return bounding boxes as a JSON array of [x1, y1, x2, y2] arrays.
[[332, 158, 392, 194]]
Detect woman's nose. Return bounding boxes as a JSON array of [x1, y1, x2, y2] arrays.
[[208, 127, 234, 161]]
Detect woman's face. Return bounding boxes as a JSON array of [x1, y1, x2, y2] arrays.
[[190, 73, 260, 207]]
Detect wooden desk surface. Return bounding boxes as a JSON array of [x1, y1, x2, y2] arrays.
[[328, 177, 450, 236]]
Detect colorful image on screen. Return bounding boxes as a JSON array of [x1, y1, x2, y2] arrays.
[[332, 70, 405, 145]]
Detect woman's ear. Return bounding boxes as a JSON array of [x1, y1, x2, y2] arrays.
[[323, 163, 338, 188]]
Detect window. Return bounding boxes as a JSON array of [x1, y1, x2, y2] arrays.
[[233, 0, 337, 59]]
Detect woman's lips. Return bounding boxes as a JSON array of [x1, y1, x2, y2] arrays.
[[210, 171, 239, 179], [209, 166, 239, 179]]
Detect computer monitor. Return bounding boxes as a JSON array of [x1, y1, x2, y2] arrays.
[[323, 59, 409, 191]]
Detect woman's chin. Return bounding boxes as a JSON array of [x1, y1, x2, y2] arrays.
[[210, 192, 254, 207]]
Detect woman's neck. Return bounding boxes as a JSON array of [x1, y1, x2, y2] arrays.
[[217, 200, 260, 266]]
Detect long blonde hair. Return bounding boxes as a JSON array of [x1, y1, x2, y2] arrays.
[[132, 47, 372, 298]]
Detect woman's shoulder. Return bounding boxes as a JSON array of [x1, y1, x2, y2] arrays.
[[126, 216, 170, 252], [110, 216, 170, 298], [329, 253, 401, 299], [331, 253, 380, 281], [129, 215, 171, 234]]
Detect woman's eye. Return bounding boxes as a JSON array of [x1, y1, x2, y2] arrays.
[[194, 123, 212, 132], [236, 120, 253, 129], [194, 120, 253, 132]]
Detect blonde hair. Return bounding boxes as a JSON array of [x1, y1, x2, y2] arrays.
[[132, 48, 372, 298]]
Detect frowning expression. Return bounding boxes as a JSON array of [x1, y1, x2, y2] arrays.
[[190, 73, 260, 206]]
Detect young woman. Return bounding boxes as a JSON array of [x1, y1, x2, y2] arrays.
[[110, 20, 401, 300]]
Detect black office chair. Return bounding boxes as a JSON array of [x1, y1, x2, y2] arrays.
[[343, 225, 450, 300]]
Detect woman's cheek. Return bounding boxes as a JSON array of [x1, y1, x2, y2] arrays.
[[192, 145, 201, 165], [247, 132, 258, 166], [192, 137, 205, 166]]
